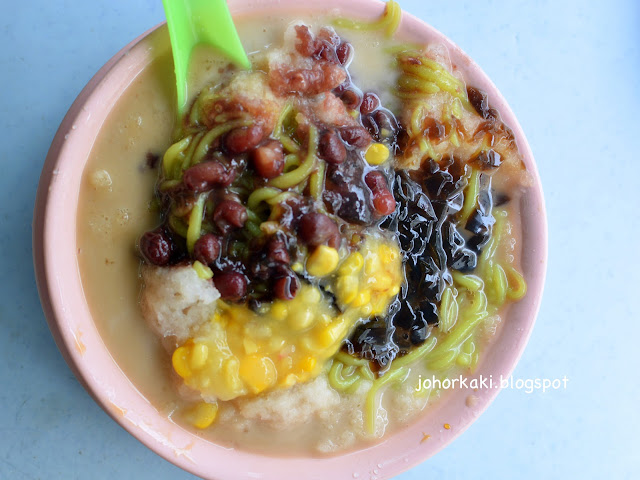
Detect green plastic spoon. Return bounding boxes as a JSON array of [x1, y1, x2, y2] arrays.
[[162, 0, 251, 114]]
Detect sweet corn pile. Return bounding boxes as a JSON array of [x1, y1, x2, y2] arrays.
[[172, 236, 402, 426]]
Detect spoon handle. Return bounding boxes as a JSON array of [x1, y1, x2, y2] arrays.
[[162, 0, 251, 114]]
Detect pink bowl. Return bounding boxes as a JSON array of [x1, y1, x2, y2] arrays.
[[33, 0, 547, 478]]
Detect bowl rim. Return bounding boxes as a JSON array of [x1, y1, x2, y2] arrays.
[[33, 1, 547, 478]]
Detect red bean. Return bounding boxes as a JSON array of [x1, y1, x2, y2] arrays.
[[364, 171, 388, 192], [318, 130, 347, 164], [298, 212, 340, 248], [372, 190, 396, 216], [251, 140, 284, 178], [273, 273, 300, 300], [333, 81, 348, 96], [213, 200, 247, 233], [373, 110, 397, 133], [267, 236, 290, 264], [224, 125, 265, 154], [139, 228, 172, 266], [340, 89, 361, 109], [360, 92, 380, 115], [336, 42, 352, 65], [183, 161, 235, 192], [193, 233, 221, 265], [339, 126, 371, 148], [365, 171, 395, 216], [213, 271, 247, 301]]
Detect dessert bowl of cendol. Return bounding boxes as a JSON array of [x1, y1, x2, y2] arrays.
[[33, 0, 547, 478]]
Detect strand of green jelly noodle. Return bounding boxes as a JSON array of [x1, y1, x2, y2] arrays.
[[451, 270, 483, 293], [269, 124, 318, 189], [355, 338, 438, 434], [283, 154, 301, 173], [272, 102, 300, 153], [409, 103, 431, 136], [437, 285, 460, 333], [418, 137, 440, 162], [169, 214, 189, 238], [244, 209, 264, 238], [395, 52, 472, 110], [247, 187, 281, 211], [187, 88, 219, 126], [442, 102, 462, 147], [396, 75, 440, 95], [186, 193, 207, 253], [398, 54, 470, 108], [328, 352, 376, 393], [189, 119, 252, 167], [328, 361, 359, 391], [309, 159, 326, 201], [505, 264, 527, 300], [426, 288, 488, 371], [180, 131, 204, 172], [333, 0, 401, 37], [477, 209, 507, 305], [365, 366, 408, 434], [163, 136, 192, 180]]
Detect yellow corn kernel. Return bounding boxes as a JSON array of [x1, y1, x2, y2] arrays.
[[373, 273, 392, 291], [300, 286, 322, 303], [370, 294, 392, 315], [364, 254, 380, 276], [192, 260, 213, 279], [288, 307, 315, 331], [270, 301, 288, 320], [336, 276, 359, 304], [222, 357, 243, 393], [252, 324, 272, 339], [189, 343, 209, 369], [316, 329, 334, 349], [352, 289, 371, 308], [316, 320, 345, 348], [281, 373, 297, 387], [300, 356, 317, 372], [243, 337, 259, 355], [379, 244, 398, 263], [306, 246, 340, 277], [339, 252, 364, 275], [364, 143, 390, 165], [185, 401, 218, 429], [268, 336, 286, 353], [291, 261, 304, 273], [239, 355, 276, 394], [389, 285, 400, 297], [172, 346, 192, 378]]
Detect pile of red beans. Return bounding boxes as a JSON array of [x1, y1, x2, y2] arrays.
[[139, 26, 398, 305]]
